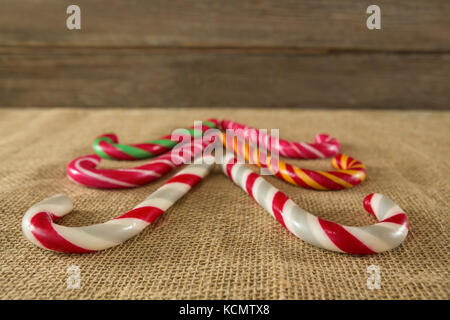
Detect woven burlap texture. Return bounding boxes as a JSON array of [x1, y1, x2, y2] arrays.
[[0, 108, 448, 299]]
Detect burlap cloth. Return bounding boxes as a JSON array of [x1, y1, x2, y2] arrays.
[[0, 107, 448, 300]]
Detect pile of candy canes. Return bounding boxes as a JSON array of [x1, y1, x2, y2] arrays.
[[22, 119, 409, 255]]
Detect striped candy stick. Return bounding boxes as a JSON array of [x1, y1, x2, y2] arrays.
[[67, 137, 213, 189], [221, 132, 366, 190], [222, 152, 409, 254], [22, 158, 214, 253], [93, 119, 219, 160], [221, 119, 340, 159]]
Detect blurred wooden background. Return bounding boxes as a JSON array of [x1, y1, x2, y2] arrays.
[[0, 0, 449, 109]]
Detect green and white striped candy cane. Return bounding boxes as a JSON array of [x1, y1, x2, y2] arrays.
[[92, 119, 218, 160]]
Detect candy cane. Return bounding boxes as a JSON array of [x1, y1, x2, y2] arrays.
[[93, 119, 218, 160], [221, 133, 366, 190], [221, 119, 340, 159], [22, 158, 214, 253], [222, 152, 409, 254], [67, 137, 213, 189]]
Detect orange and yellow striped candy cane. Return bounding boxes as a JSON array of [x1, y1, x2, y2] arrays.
[[221, 133, 366, 190]]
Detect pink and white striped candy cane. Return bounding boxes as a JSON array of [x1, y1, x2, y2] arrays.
[[22, 158, 214, 253], [67, 137, 213, 189], [221, 119, 340, 159], [222, 152, 409, 254]]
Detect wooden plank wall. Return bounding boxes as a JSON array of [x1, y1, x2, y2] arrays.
[[0, 0, 449, 109]]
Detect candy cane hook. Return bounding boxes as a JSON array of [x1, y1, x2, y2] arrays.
[[222, 152, 409, 254], [22, 158, 214, 253], [221, 119, 340, 159], [93, 119, 218, 160]]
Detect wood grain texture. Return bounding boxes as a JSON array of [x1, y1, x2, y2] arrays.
[[1, 47, 448, 109], [0, 0, 449, 51]]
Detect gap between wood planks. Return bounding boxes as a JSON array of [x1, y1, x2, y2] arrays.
[[0, 45, 448, 56]]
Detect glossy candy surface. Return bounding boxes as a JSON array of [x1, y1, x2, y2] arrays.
[[221, 119, 340, 159], [23, 152, 408, 255], [221, 132, 366, 190], [222, 152, 409, 254], [93, 119, 218, 160], [68, 137, 213, 189], [22, 159, 214, 253], [22, 119, 404, 255]]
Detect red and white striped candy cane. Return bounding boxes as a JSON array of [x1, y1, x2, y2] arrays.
[[67, 137, 213, 189], [22, 158, 214, 253], [221, 119, 340, 159], [222, 152, 409, 254]]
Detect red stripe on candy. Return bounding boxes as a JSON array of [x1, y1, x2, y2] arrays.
[[294, 143, 317, 159], [325, 171, 363, 185], [98, 141, 137, 160], [346, 156, 352, 168], [272, 191, 289, 228], [334, 154, 343, 169], [302, 169, 343, 190], [116, 206, 165, 223], [381, 213, 409, 229], [318, 218, 376, 255], [284, 163, 311, 189], [226, 162, 235, 179], [30, 212, 95, 254], [167, 173, 202, 187], [89, 169, 156, 185], [133, 143, 171, 155], [245, 172, 259, 199], [363, 193, 376, 217], [67, 170, 124, 189]]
